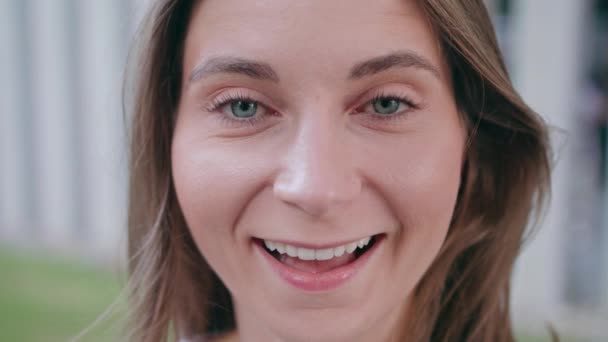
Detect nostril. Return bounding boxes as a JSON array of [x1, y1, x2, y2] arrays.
[[275, 189, 335, 218]]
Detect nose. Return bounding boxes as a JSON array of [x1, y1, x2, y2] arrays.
[[273, 117, 362, 218]]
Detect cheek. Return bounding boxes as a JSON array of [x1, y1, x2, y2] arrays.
[[365, 118, 465, 273], [173, 149, 231, 230], [171, 131, 266, 261], [408, 137, 462, 235], [367, 124, 464, 227]]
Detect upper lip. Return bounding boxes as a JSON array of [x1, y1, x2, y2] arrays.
[[254, 234, 381, 249]]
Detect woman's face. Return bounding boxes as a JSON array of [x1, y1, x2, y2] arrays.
[[172, 0, 465, 340]]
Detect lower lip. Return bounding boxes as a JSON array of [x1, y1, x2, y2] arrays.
[[255, 236, 384, 292]]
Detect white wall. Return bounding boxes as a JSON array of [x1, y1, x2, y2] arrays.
[[0, 0, 139, 258], [509, 0, 607, 338]]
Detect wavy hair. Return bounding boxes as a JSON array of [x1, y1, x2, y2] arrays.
[[125, 1, 551, 341]]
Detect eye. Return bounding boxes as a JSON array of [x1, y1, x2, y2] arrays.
[[370, 97, 405, 115], [359, 94, 417, 119], [215, 97, 269, 120], [350, 89, 421, 129], [230, 100, 258, 118], [205, 91, 277, 128]]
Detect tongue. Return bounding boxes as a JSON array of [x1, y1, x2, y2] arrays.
[[279, 253, 357, 273]]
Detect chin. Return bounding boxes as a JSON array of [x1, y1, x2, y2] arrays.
[[266, 307, 379, 342], [236, 285, 404, 342]]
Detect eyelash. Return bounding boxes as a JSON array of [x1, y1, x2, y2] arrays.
[[358, 91, 419, 121], [205, 90, 419, 127], [205, 91, 274, 127]]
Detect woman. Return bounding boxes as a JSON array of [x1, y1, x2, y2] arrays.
[[126, 0, 551, 341]]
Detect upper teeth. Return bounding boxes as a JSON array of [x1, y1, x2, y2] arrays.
[[263, 237, 372, 261]]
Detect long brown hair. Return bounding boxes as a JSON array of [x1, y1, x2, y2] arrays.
[[125, 0, 551, 341]]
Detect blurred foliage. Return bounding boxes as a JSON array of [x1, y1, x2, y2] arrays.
[[0, 246, 125, 342]]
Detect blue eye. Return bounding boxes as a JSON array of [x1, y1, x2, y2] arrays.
[[362, 95, 414, 119], [231, 100, 257, 118], [206, 94, 274, 128], [372, 98, 402, 115]]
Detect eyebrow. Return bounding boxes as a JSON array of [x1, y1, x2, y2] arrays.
[[348, 51, 441, 80], [188, 51, 440, 84], [189, 56, 280, 83]]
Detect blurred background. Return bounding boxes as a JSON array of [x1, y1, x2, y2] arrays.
[[0, 0, 607, 341]]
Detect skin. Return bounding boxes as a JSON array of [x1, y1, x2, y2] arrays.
[[172, 0, 466, 341]]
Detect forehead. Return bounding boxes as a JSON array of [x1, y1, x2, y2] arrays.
[[183, 0, 445, 83]]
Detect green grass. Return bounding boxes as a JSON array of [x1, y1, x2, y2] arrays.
[[0, 246, 126, 342]]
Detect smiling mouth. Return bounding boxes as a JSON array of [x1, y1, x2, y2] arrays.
[[256, 235, 380, 273]]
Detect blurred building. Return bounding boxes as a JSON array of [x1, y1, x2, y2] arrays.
[[0, 0, 606, 339], [487, 0, 608, 339]]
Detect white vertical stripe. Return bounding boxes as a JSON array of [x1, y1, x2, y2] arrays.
[[510, 0, 590, 331], [26, 0, 77, 245], [130, 0, 154, 34], [0, 0, 27, 238], [77, 0, 128, 256]]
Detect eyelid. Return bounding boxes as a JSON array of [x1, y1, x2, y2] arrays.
[[348, 83, 422, 111], [354, 88, 421, 114], [204, 88, 274, 113], [201, 88, 284, 130]]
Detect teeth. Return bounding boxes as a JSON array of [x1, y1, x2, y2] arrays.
[[275, 243, 286, 254], [358, 237, 371, 248], [263, 236, 374, 261], [315, 248, 334, 261], [297, 248, 315, 261], [264, 240, 276, 252], [345, 242, 357, 253], [286, 245, 298, 257]]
